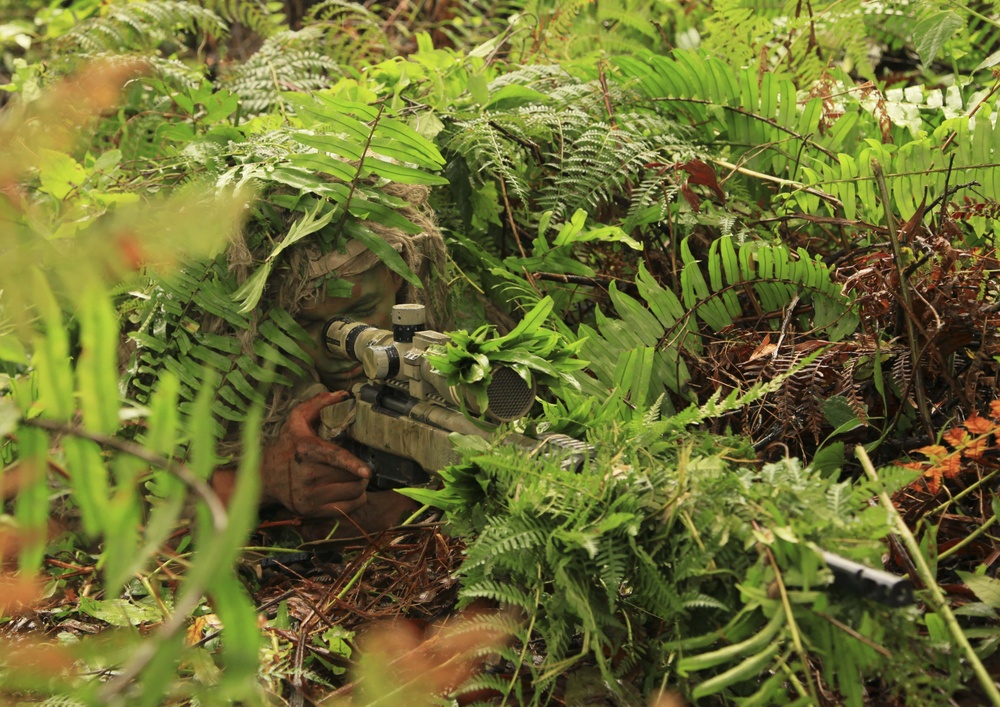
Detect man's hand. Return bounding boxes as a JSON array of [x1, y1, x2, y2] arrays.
[[261, 390, 371, 517]]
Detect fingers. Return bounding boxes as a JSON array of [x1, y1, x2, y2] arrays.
[[293, 479, 367, 517], [295, 440, 370, 480], [287, 466, 368, 517]]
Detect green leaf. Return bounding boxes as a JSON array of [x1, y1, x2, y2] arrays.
[[958, 571, 1000, 609], [0, 334, 27, 364], [974, 48, 1000, 73], [77, 288, 119, 435], [913, 11, 965, 66], [498, 297, 554, 345], [37, 149, 87, 199], [289, 152, 356, 182], [342, 220, 420, 287], [78, 596, 164, 628], [0, 397, 20, 437], [822, 396, 866, 434], [292, 129, 364, 161], [364, 157, 450, 185]]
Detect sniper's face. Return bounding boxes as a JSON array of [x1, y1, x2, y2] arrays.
[[296, 263, 402, 390]]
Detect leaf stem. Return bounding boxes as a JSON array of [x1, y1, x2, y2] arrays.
[[938, 513, 998, 562], [758, 529, 820, 705]]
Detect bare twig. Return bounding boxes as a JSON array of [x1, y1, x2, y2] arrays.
[[709, 157, 842, 208]]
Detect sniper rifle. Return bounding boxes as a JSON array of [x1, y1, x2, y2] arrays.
[[309, 303, 591, 489]]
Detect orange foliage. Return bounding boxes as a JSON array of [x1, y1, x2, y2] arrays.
[[906, 406, 1000, 493]]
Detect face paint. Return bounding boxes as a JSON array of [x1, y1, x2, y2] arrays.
[[296, 263, 403, 390]]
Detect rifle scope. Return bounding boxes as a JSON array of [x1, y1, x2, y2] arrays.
[[323, 304, 536, 422]]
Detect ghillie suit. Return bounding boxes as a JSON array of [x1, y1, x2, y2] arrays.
[[227, 181, 449, 458], [122, 179, 450, 464]]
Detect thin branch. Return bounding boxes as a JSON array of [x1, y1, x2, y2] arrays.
[[709, 157, 842, 208], [651, 96, 838, 159], [22, 417, 227, 533]]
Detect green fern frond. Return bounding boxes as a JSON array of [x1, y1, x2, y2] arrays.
[[198, 0, 284, 37], [303, 0, 390, 65], [461, 579, 538, 610], [220, 28, 339, 118], [59, 0, 227, 56]]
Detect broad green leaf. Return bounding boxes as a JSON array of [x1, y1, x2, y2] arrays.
[[913, 11, 965, 66], [213, 572, 262, 695], [552, 209, 642, 250], [63, 438, 109, 537], [78, 596, 164, 628], [371, 117, 445, 166], [32, 271, 73, 420], [364, 156, 450, 185], [958, 571, 1000, 609], [291, 130, 364, 161], [0, 334, 27, 364], [37, 149, 87, 199], [822, 396, 866, 434], [974, 48, 1000, 73], [499, 297, 554, 344], [137, 633, 185, 707], [289, 152, 356, 182], [15, 427, 50, 573], [103, 456, 144, 592], [0, 397, 19, 436]]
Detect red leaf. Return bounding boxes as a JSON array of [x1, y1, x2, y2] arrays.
[[898, 195, 926, 242], [680, 159, 726, 203], [680, 183, 701, 212], [942, 427, 967, 448], [914, 445, 948, 461]]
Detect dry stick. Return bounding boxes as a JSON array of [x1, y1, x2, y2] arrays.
[[871, 158, 935, 441], [813, 611, 893, 659], [22, 417, 227, 532], [856, 445, 1000, 707], [929, 467, 1000, 517]]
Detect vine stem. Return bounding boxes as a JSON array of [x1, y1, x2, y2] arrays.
[[938, 514, 998, 562], [855, 445, 1000, 707]]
